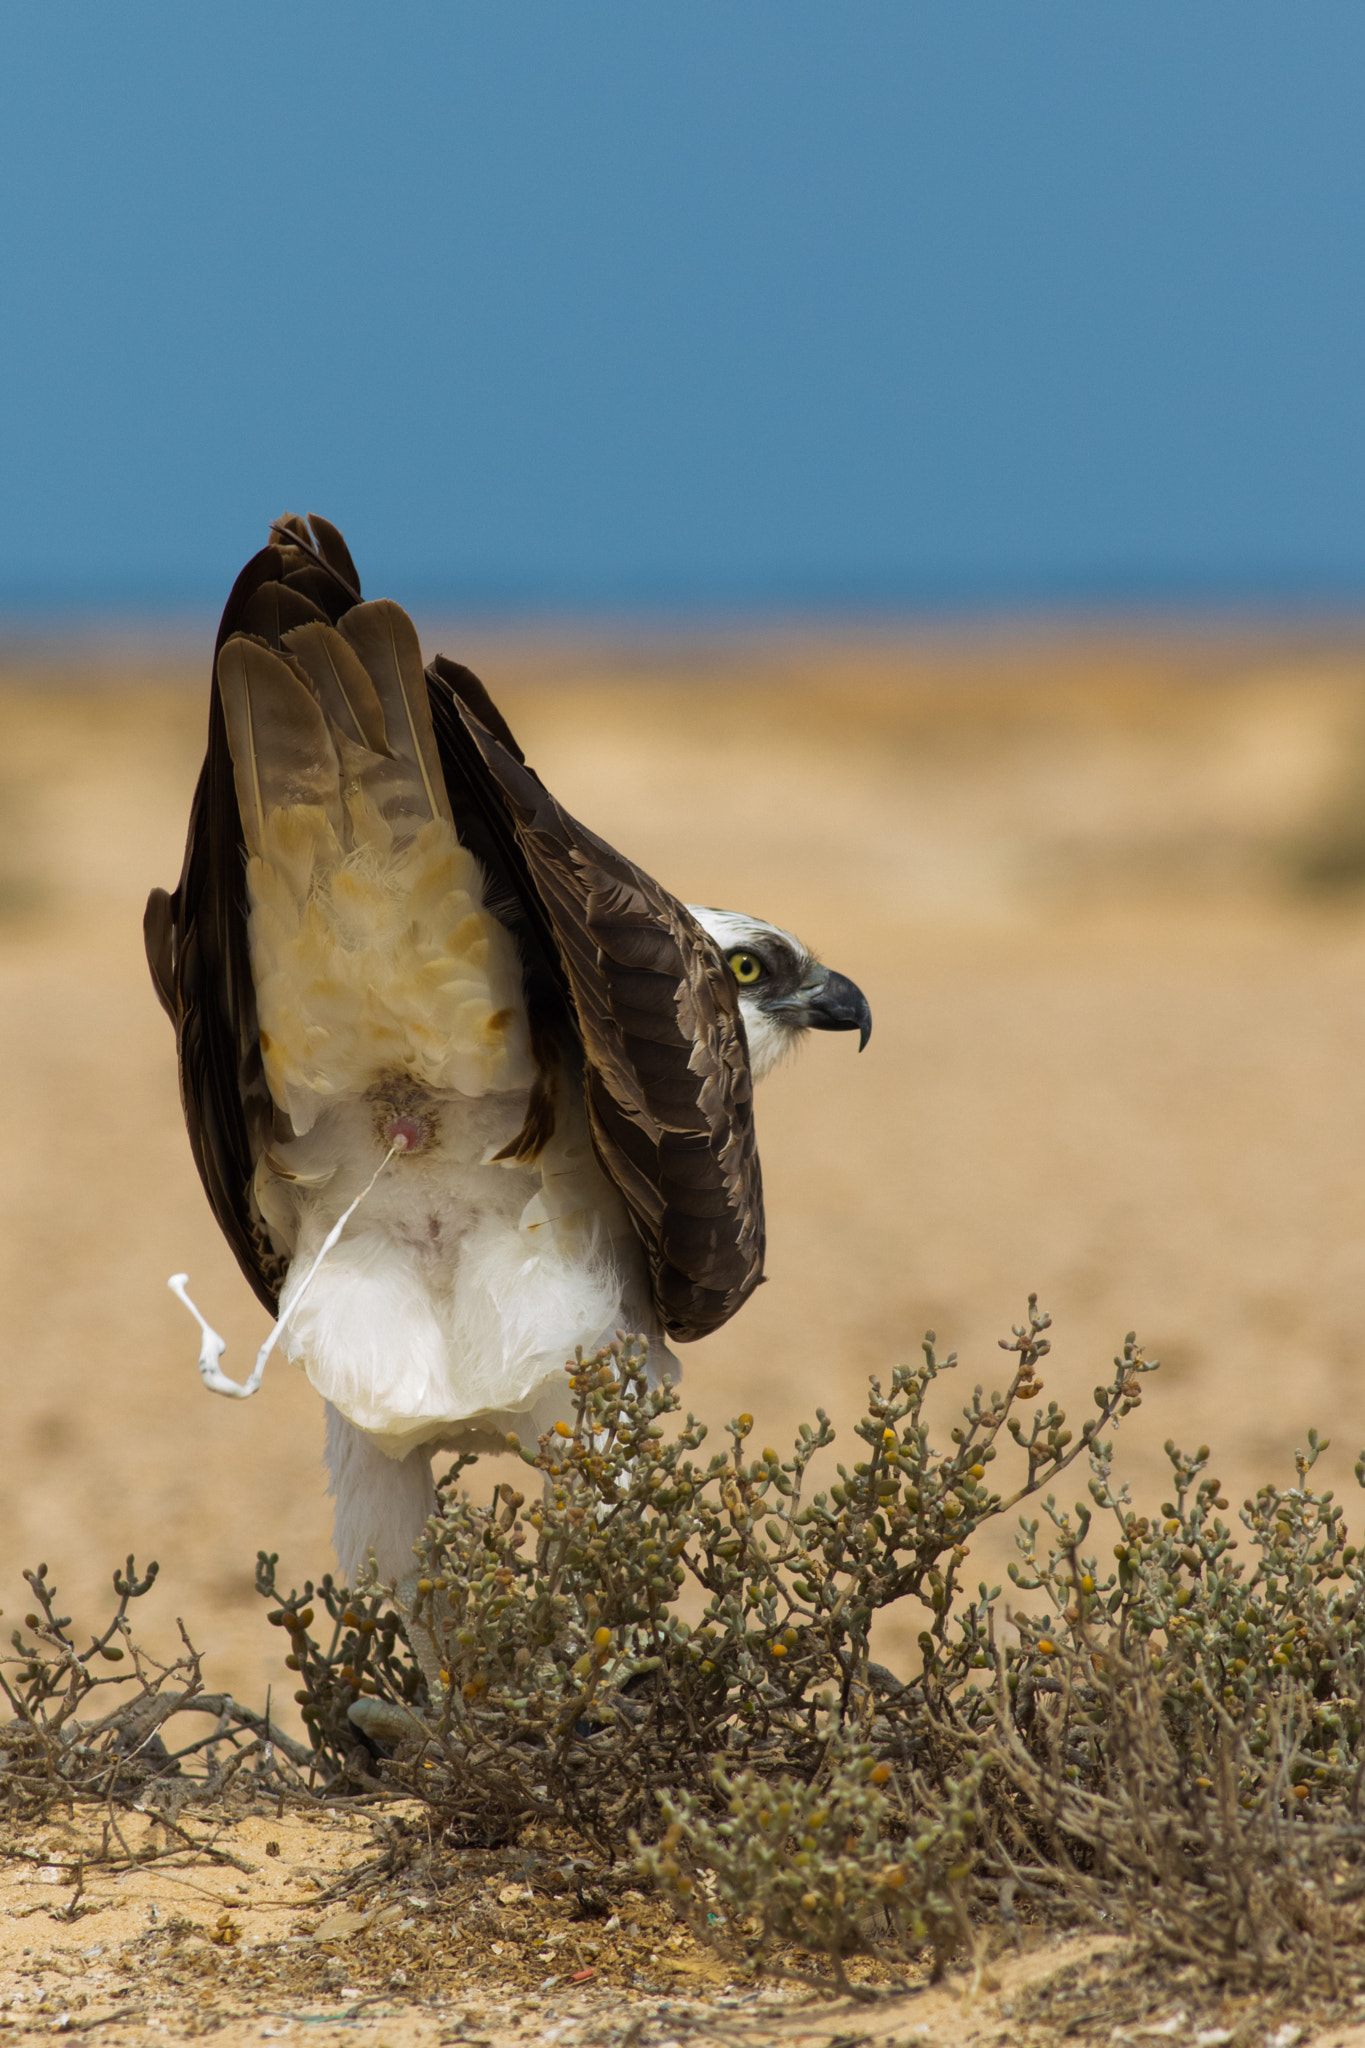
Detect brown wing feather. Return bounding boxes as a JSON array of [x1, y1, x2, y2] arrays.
[[144, 516, 364, 1315], [149, 686, 283, 1313], [302, 513, 361, 598], [425, 662, 764, 1341]]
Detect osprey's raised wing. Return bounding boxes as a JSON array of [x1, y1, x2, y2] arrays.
[[146, 515, 764, 1341], [145, 514, 363, 1314], [426, 657, 763, 1342]]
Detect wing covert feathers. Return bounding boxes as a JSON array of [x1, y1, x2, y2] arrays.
[[425, 665, 764, 1340], [147, 515, 764, 1340]]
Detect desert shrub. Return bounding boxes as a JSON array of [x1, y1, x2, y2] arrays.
[[17, 1293, 1365, 1997], [263, 1301, 1137, 1830], [261, 1299, 1365, 1995], [0, 1556, 316, 1844], [639, 1744, 985, 1994], [964, 1427, 1365, 1994]]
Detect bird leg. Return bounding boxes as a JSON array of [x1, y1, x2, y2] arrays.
[[343, 1576, 447, 1750], [322, 1404, 449, 1719], [342, 1566, 449, 1751], [394, 1573, 449, 1702]]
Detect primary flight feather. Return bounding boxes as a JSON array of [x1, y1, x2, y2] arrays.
[[146, 516, 871, 1596]]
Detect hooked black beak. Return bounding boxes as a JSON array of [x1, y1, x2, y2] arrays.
[[801, 969, 872, 1051]]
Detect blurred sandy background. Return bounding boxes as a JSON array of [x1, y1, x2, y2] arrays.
[[6, 626, 1365, 1712]]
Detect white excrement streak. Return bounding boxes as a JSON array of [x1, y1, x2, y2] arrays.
[[168, 1143, 401, 1400]]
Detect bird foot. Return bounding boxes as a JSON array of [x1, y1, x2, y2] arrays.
[[346, 1695, 429, 1747]]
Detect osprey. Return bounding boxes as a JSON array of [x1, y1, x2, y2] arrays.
[[146, 516, 871, 1595]]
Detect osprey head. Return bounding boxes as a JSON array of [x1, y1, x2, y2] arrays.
[[687, 906, 872, 1083]]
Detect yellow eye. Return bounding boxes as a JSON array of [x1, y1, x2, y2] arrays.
[[727, 950, 763, 985]]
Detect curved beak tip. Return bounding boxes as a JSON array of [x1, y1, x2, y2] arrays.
[[804, 969, 872, 1050]]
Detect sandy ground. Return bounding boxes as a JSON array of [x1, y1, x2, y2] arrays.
[[0, 1790, 1143, 2048], [7, 621, 1365, 2038], [9, 626, 1365, 1695], [4, 1798, 1363, 2048]]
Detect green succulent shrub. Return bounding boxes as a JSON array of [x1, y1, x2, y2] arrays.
[[16, 1292, 1365, 2000], [261, 1299, 1365, 1992], [0, 1556, 312, 1837]]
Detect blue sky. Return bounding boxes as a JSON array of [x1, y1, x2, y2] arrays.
[[2, 5, 1363, 611]]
